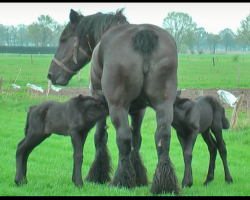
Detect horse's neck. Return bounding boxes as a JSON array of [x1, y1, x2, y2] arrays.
[[173, 97, 191, 112], [95, 21, 129, 45]]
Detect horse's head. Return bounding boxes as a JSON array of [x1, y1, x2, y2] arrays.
[[47, 8, 128, 86]]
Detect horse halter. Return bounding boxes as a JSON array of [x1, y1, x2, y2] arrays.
[[52, 36, 92, 75]]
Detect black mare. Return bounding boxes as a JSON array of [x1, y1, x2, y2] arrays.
[[47, 9, 180, 195], [172, 90, 233, 188], [15, 92, 109, 186]]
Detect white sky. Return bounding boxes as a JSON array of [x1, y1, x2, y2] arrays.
[[0, 2, 249, 34]]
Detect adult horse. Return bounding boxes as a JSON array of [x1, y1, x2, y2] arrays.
[[48, 8, 148, 190], [47, 9, 180, 195]]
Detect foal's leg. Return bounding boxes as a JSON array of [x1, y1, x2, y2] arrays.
[[201, 129, 218, 185], [176, 132, 197, 188], [85, 117, 112, 184], [15, 133, 49, 186], [129, 109, 148, 186], [71, 130, 88, 187], [211, 127, 233, 184], [109, 106, 136, 188]]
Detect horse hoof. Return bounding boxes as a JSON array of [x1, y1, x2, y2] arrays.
[[182, 183, 192, 188], [226, 178, 233, 184], [14, 177, 28, 186], [15, 179, 28, 186], [74, 181, 84, 188]]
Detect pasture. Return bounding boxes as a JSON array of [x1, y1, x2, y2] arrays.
[[0, 53, 250, 196]]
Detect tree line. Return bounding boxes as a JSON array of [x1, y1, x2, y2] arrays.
[[163, 12, 250, 53], [0, 15, 66, 47], [0, 11, 250, 53]]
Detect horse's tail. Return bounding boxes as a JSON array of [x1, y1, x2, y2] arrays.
[[24, 105, 37, 136], [221, 105, 230, 129], [132, 29, 158, 73]]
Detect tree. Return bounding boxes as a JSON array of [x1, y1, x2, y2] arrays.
[[235, 34, 248, 51], [9, 25, 18, 46], [207, 33, 221, 54], [236, 14, 250, 47], [37, 15, 57, 46], [219, 28, 235, 52], [28, 22, 41, 46], [0, 24, 5, 45], [194, 27, 207, 51], [17, 24, 28, 46], [3, 26, 14, 46], [162, 11, 197, 52], [237, 14, 250, 46], [28, 15, 58, 46], [182, 30, 196, 51], [50, 22, 67, 46]]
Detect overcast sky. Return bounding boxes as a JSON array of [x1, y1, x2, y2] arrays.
[[0, 3, 249, 34]]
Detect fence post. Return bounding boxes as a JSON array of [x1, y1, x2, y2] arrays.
[[212, 57, 215, 66]]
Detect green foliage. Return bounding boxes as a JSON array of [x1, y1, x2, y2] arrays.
[[162, 11, 197, 52], [179, 44, 189, 54], [236, 14, 250, 46], [1, 54, 250, 196]]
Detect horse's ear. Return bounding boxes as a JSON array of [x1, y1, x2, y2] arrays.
[[69, 9, 80, 25], [116, 8, 125, 17]]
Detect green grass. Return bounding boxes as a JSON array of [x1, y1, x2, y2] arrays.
[[0, 53, 250, 196], [0, 54, 91, 90], [177, 54, 250, 89]]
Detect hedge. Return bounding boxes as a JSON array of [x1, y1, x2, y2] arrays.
[[0, 46, 58, 54]]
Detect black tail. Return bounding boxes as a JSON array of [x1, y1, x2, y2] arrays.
[[221, 106, 230, 129], [24, 105, 37, 136], [132, 29, 158, 73]]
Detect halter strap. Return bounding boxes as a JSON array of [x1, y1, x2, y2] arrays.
[[52, 57, 77, 74], [52, 35, 92, 75]]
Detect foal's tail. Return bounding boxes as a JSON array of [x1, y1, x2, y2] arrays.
[[221, 106, 230, 129], [24, 105, 37, 136], [132, 29, 158, 73]]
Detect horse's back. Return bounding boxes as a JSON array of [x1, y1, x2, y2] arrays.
[[195, 96, 224, 132], [93, 23, 178, 107], [101, 23, 177, 64]]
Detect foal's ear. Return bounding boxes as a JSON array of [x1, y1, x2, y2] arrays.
[[69, 9, 80, 25]]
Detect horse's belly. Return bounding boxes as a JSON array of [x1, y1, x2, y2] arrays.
[[45, 121, 69, 136]]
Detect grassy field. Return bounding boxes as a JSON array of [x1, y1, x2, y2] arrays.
[[0, 53, 250, 196]]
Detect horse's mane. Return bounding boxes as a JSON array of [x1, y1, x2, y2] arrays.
[[174, 96, 191, 106], [71, 94, 94, 102], [78, 8, 128, 43]]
